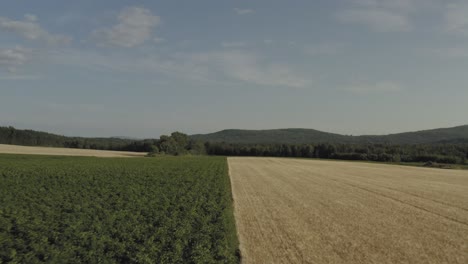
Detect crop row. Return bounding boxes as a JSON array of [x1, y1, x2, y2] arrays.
[[0, 155, 239, 263]]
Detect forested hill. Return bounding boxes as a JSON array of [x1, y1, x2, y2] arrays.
[[2, 124, 468, 152], [191, 129, 350, 144], [191, 125, 468, 145], [0, 126, 205, 154], [368, 125, 468, 144], [0, 126, 153, 152]]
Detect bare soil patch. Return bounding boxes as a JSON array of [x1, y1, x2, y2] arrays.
[[228, 157, 468, 264], [0, 144, 146, 157]]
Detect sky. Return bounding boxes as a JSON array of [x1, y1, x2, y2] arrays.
[[1, 0, 467, 138]]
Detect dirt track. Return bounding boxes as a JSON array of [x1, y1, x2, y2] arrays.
[[0, 144, 146, 157], [228, 157, 468, 264]]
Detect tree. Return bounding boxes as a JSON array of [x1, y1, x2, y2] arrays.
[[158, 136, 179, 155], [171, 132, 189, 148], [188, 140, 206, 155]]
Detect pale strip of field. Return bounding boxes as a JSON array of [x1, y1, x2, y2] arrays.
[[228, 157, 468, 264], [0, 144, 146, 157]]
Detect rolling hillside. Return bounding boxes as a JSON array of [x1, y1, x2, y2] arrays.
[[191, 125, 468, 144], [192, 129, 351, 144], [0, 126, 150, 151], [2, 125, 468, 149]]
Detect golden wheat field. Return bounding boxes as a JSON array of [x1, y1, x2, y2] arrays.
[[0, 144, 146, 157], [228, 157, 468, 264]]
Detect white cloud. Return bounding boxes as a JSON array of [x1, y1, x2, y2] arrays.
[[48, 49, 209, 83], [153, 37, 165, 44], [264, 39, 273, 45], [336, 0, 414, 32], [186, 51, 311, 88], [0, 46, 32, 72], [92, 7, 160, 47], [0, 74, 41, 80], [0, 15, 71, 44], [344, 81, 403, 93], [426, 47, 468, 58], [304, 43, 344, 56], [234, 8, 254, 15], [221, 41, 247, 48], [49, 49, 311, 88], [24, 14, 37, 22], [445, 2, 468, 36], [352, 0, 414, 11], [336, 9, 411, 32]]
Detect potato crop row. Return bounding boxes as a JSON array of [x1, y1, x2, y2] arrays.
[[0, 155, 239, 263]]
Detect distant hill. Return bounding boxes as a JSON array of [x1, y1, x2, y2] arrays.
[[191, 125, 468, 145], [2, 124, 468, 151], [192, 129, 351, 144], [0, 126, 151, 151], [366, 125, 468, 144]]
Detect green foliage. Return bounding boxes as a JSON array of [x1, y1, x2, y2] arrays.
[[0, 127, 206, 155], [191, 125, 468, 145], [205, 142, 468, 165], [170, 132, 189, 148], [0, 126, 155, 152], [151, 132, 205, 156], [0, 155, 239, 263], [192, 128, 348, 144]]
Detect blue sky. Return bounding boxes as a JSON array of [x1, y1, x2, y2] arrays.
[[1, 0, 467, 138]]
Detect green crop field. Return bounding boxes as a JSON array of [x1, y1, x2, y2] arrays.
[[0, 155, 239, 263]]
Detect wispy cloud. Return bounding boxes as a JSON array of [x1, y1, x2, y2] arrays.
[[153, 37, 165, 44], [336, 9, 411, 32], [336, 0, 414, 32], [0, 46, 32, 73], [91, 7, 161, 47], [352, 0, 415, 11], [0, 74, 42, 80], [0, 14, 71, 44], [49, 49, 311, 89], [221, 41, 247, 48], [304, 43, 345, 56], [344, 81, 403, 94], [425, 46, 468, 58], [185, 51, 311, 88], [445, 2, 468, 36], [234, 8, 254, 15]]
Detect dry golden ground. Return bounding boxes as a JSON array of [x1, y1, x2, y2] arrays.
[[228, 157, 468, 264], [0, 144, 146, 157]]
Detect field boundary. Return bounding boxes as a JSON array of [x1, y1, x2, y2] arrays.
[[0, 144, 146, 157], [227, 158, 244, 264]]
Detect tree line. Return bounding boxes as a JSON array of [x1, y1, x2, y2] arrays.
[[203, 142, 468, 165], [0, 126, 140, 151], [0, 126, 202, 155], [1, 126, 467, 164]]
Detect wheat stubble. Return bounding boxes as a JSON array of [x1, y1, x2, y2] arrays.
[[0, 144, 146, 157], [228, 157, 468, 264]]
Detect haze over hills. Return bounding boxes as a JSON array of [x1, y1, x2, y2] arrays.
[[191, 125, 468, 145], [1, 125, 468, 148]]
